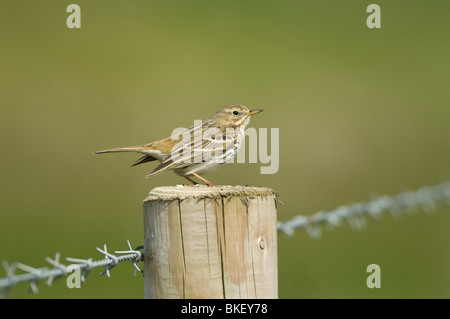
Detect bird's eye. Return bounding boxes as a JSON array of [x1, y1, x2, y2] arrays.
[[233, 110, 239, 115]]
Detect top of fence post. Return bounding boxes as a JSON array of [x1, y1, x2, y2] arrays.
[[144, 184, 278, 201]]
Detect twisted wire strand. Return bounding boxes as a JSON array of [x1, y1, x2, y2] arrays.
[[277, 182, 450, 238], [0, 240, 143, 298]]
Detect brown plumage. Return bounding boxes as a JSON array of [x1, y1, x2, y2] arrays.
[[94, 104, 263, 186]]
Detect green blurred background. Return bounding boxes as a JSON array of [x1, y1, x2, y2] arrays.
[[1, 1, 450, 298]]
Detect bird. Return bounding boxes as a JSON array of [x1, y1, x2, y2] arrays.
[[94, 104, 263, 186]]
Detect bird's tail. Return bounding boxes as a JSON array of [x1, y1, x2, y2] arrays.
[[94, 146, 149, 155], [94, 145, 160, 166]]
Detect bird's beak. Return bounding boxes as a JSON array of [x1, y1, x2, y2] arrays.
[[249, 109, 263, 116]]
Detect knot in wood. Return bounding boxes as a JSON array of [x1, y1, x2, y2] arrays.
[[258, 237, 266, 250]]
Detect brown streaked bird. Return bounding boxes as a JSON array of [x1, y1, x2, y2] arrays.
[[94, 104, 263, 186]]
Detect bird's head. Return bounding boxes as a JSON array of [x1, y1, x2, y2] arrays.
[[210, 104, 263, 128]]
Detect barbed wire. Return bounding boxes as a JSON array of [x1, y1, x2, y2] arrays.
[[2, 182, 449, 298], [277, 182, 450, 238], [0, 240, 143, 298]]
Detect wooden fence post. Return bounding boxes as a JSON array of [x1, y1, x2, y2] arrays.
[[143, 185, 278, 299]]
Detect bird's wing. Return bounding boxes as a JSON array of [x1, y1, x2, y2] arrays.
[[146, 123, 236, 178]]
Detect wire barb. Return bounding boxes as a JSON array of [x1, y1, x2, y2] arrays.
[[96, 244, 119, 278], [114, 240, 143, 276], [45, 252, 66, 286]]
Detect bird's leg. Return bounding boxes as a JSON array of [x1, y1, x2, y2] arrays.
[[192, 173, 217, 187], [184, 176, 199, 185]]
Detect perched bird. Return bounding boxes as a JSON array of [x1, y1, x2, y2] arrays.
[[94, 104, 263, 186]]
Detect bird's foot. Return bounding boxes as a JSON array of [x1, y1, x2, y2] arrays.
[[191, 173, 219, 187]]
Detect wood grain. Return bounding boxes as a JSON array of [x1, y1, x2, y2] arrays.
[[143, 186, 278, 299]]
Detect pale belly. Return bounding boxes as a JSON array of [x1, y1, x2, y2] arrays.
[[174, 161, 227, 176]]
